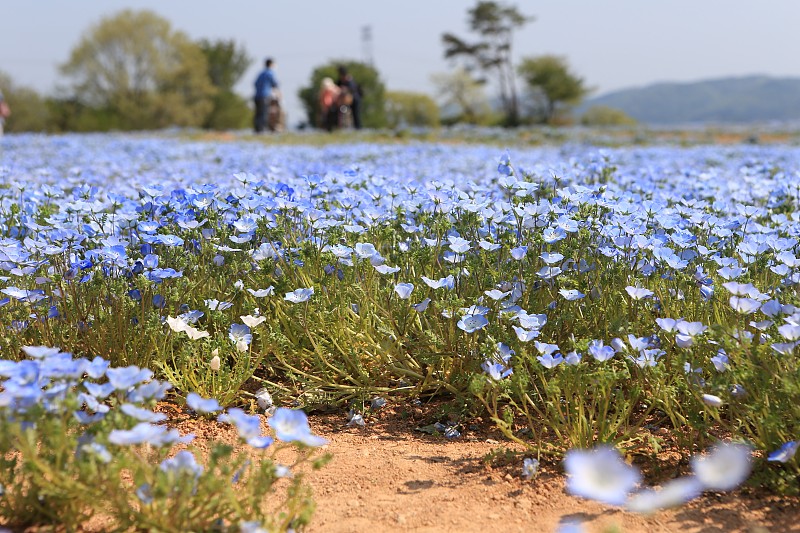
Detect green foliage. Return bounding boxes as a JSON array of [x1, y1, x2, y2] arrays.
[[0, 354, 324, 531], [431, 67, 493, 125], [0, 72, 49, 133], [442, 1, 532, 126], [517, 55, 590, 124], [60, 9, 215, 130], [580, 105, 637, 127], [198, 39, 252, 130], [385, 91, 440, 129], [198, 39, 252, 92], [298, 60, 387, 129]]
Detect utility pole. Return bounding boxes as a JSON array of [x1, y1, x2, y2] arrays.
[[361, 25, 373, 66]]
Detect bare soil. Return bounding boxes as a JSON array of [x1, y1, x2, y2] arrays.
[[301, 405, 799, 533]]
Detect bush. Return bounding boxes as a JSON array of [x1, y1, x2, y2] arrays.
[[580, 105, 637, 127], [385, 91, 440, 129]]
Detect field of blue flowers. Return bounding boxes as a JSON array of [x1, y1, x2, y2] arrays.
[[0, 133, 799, 531]]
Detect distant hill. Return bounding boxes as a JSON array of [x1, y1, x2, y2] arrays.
[[582, 75, 800, 125]]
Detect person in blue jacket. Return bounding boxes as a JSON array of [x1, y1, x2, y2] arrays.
[[253, 58, 278, 133]]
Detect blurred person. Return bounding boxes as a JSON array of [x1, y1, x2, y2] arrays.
[[253, 58, 279, 133], [337, 66, 362, 129], [318, 77, 340, 132]]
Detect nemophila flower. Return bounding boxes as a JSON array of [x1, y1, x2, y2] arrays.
[[394, 282, 414, 299], [108, 422, 190, 446], [457, 314, 489, 333], [625, 286, 654, 300], [513, 325, 539, 342], [565, 351, 582, 365], [22, 346, 62, 359], [160, 450, 203, 478], [767, 441, 800, 463], [517, 312, 547, 330], [247, 286, 274, 297], [481, 359, 513, 380], [135, 483, 153, 505], [522, 457, 539, 480], [268, 408, 327, 447], [205, 299, 233, 311], [778, 323, 800, 341], [106, 366, 153, 390], [121, 403, 167, 423], [588, 340, 615, 362], [691, 442, 751, 491], [284, 287, 314, 303], [421, 275, 455, 290], [166, 316, 188, 333], [543, 226, 567, 244], [374, 264, 400, 275], [229, 324, 252, 347], [656, 317, 680, 332], [729, 296, 762, 314], [710, 350, 729, 372], [510, 245, 528, 260], [240, 315, 266, 328], [479, 240, 501, 251], [701, 394, 723, 408], [184, 325, 210, 340], [218, 408, 273, 448], [411, 298, 431, 312], [484, 289, 511, 301], [240, 521, 269, 533], [559, 288, 585, 301], [537, 352, 563, 369], [626, 477, 704, 514], [537, 265, 562, 280], [564, 446, 642, 506], [210, 354, 221, 372], [556, 518, 586, 533], [771, 341, 799, 355], [699, 284, 714, 301], [540, 252, 564, 265], [186, 392, 222, 414]]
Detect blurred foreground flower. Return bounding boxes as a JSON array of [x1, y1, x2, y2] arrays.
[[564, 446, 641, 506]]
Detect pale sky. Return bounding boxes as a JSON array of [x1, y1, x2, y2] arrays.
[[2, 1, 799, 126]]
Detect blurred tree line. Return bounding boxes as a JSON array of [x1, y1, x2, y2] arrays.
[[0, 5, 630, 133]]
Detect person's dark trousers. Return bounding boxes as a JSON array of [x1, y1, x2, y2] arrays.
[[253, 97, 268, 133], [351, 99, 362, 129]]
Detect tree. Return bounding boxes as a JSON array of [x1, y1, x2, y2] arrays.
[[197, 39, 252, 130], [431, 67, 492, 125], [517, 55, 589, 124], [442, 1, 531, 126], [0, 71, 49, 132], [298, 60, 386, 129], [60, 9, 214, 130], [384, 91, 440, 129]]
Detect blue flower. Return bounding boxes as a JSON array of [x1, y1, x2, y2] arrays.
[[767, 441, 799, 463], [284, 287, 314, 303], [108, 422, 191, 446], [229, 323, 252, 346], [186, 392, 222, 414], [106, 366, 153, 390], [394, 282, 414, 299], [268, 408, 327, 447], [457, 314, 489, 333]]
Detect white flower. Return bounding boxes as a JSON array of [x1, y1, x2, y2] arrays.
[[184, 326, 210, 340], [241, 315, 267, 328], [701, 394, 723, 408], [166, 316, 188, 333], [210, 354, 221, 372], [284, 287, 314, 303], [626, 477, 703, 513], [564, 446, 641, 506], [691, 442, 751, 491]]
